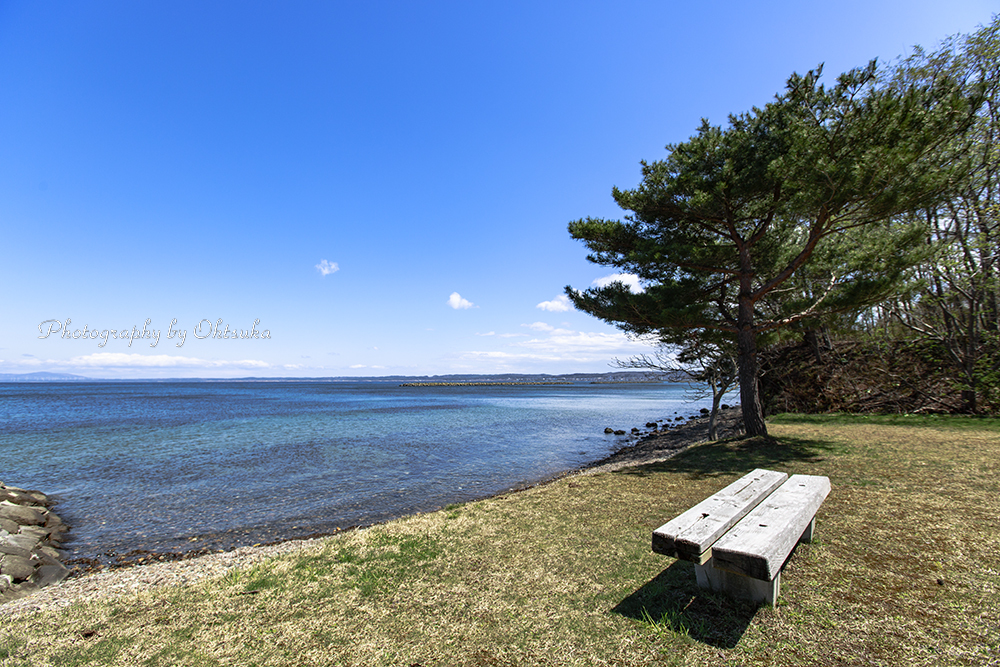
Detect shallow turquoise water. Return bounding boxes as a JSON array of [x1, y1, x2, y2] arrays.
[[0, 380, 714, 560]]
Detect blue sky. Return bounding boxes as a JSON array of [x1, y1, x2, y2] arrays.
[[1, 1, 996, 378]]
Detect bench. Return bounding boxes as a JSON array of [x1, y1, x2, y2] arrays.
[[651, 468, 830, 604]]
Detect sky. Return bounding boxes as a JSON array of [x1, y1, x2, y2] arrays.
[[1, 1, 996, 378]]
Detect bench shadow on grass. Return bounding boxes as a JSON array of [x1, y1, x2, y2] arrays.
[[612, 560, 760, 649]]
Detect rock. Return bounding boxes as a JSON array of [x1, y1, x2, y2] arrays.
[[32, 563, 69, 587], [17, 525, 51, 542], [35, 545, 64, 566], [0, 501, 45, 526], [614, 430, 626, 435], [0, 574, 11, 593], [700, 407, 710, 414], [604, 427, 614, 434], [0, 485, 48, 507], [0, 554, 37, 581], [26, 490, 50, 506], [0, 537, 32, 559], [1, 489, 28, 505], [645, 422, 658, 429], [3, 534, 39, 552], [0, 518, 18, 534], [11, 581, 38, 597]]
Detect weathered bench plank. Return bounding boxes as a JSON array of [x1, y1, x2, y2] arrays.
[[651, 469, 788, 562], [711, 474, 831, 581]]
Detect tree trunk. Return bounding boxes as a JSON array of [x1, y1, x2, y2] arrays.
[[961, 389, 977, 414], [736, 272, 767, 437], [805, 329, 823, 363], [708, 376, 720, 441], [737, 325, 768, 436]]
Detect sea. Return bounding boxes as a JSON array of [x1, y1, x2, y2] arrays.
[[0, 380, 717, 563]]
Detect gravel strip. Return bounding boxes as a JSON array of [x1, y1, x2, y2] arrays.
[[0, 537, 330, 618]]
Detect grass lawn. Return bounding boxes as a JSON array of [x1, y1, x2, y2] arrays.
[[2, 415, 998, 666]]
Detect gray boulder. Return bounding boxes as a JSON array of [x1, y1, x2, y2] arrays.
[[0, 554, 37, 581], [32, 563, 69, 587], [0, 537, 32, 559], [0, 501, 45, 526]]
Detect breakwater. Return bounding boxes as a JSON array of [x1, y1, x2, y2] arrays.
[[400, 382, 573, 386], [0, 482, 70, 603]]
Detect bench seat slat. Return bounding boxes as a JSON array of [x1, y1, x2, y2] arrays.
[[652, 469, 788, 560], [711, 474, 831, 581]]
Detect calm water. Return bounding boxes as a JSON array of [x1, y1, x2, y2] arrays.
[[0, 381, 712, 561]]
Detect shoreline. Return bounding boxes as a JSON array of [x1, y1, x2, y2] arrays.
[[0, 407, 743, 617]]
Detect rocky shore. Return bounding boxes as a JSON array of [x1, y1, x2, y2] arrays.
[[0, 405, 743, 617], [0, 483, 71, 604], [583, 405, 744, 473]]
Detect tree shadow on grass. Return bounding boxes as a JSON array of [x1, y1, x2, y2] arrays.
[[615, 434, 845, 480], [612, 560, 761, 649]]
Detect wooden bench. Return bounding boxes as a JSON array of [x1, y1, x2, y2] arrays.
[[651, 468, 830, 604]]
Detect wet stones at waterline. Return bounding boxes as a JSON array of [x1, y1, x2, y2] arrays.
[[0, 482, 70, 604]]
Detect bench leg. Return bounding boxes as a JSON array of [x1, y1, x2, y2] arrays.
[[694, 557, 780, 605], [800, 516, 816, 543]]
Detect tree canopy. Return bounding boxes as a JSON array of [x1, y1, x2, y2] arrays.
[[566, 60, 980, 436], [881, 17, 1000, 413]]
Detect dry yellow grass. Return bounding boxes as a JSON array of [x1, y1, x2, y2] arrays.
[[1, 415, 998, 666]]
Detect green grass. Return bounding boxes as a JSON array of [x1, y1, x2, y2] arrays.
[[1, 416, 998, 666], [769, 411, 1000, 431]]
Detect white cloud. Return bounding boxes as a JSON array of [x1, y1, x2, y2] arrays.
[[459, 325, 656, 368], [593, 273, 644, 293], [461, 350, 565, 363], [443, 316, 660, 375], [536, 294, 572, 312], [476, 331, 496, 336], [68, 353, 270, 369], [447, 292, 475, 310], [316, 259, 340, 276], [517, 329, 635, 353]]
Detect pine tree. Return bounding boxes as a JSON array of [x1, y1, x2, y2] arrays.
[[567, 61, 978, 436]]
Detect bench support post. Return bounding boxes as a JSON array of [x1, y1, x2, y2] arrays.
[[800, 516, 816, 543], [694, 557, 780, 605]]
